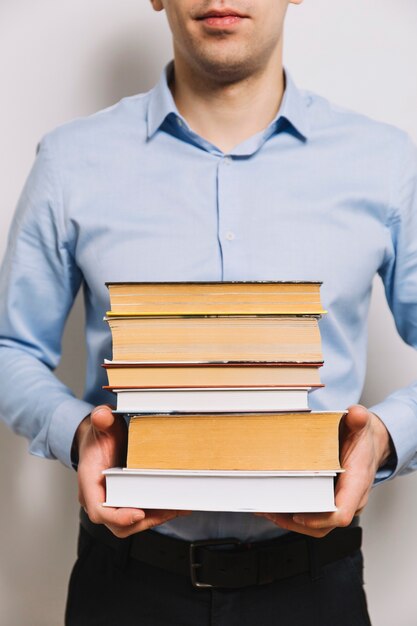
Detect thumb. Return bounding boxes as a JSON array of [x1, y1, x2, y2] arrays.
[[343, 404, 371, 434], [91, 404, 116, 433]]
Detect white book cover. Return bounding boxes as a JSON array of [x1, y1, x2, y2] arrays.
[[103, 468, 339, 513], [113, 387, 312, 413]]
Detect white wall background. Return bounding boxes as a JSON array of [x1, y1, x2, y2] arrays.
[[0, 1, 417, 624]]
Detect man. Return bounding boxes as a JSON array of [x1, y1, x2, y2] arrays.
[[1, 0, 416, 624]]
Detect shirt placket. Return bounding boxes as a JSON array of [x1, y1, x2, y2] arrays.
[[216, 154, 242, 281]]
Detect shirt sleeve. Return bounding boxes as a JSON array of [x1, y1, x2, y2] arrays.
[[370, 133, 417, 481], [0, 137, 94, 469]]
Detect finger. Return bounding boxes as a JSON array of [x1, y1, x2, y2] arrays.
[[292, 512, 339, 531], [91, 405, 116, 431], [106, 509, 192, 538], [291, 501, 367, 532], [343, 404, 371, 435], [129, 509, 192, 532], [86, 499, 191, 532], [256, 512, 335, 538], [87, 502, 146, 527], [79, 470, 107, 519], [291, 468, 369, 530], [256, 465, 368, 532], [290, 482, 359, 530], [81, 465, 139, 528], [334, 463, 369, 507]]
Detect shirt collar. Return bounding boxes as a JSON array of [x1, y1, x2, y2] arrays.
[[147, 62, 179, 139], [275, 71, 310, 141], [146, 61, 310, 142]]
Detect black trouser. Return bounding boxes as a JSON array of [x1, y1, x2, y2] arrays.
[[65, 522, 372, 626]]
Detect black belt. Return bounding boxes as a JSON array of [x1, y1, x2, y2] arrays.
[[80, 508, 361, 589]]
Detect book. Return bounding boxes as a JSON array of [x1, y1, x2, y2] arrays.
[[103, 468, 340, 512], [113, 387, 313, 413], [106, 281, 326, 316], [103, 361, 323, 389], [106, 316, 323, 363], [126, 412, 344, 471]]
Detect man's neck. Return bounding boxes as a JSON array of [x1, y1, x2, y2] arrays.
[[170, 54, 285, 154]]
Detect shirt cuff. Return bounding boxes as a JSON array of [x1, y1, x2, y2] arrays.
[[47, 397, 94, 469], [369, 397, 417, 482]]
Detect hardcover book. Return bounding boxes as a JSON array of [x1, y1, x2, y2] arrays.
[[106, 316, 323, 363], [103, 361, 323, 389], [106, 281, 325, 316], [126, 411, 344, 471], [113, 387, 313, 413], [103, 468, 340, 513]]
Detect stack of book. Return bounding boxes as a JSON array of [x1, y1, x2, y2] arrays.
[[103, 282, 343, 513]]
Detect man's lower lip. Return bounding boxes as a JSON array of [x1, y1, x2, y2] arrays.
[[201, 15, 244, 28]]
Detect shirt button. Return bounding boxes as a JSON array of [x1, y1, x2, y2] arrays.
[[226, 232, 235, 241], [223, 155, 232, 165], [177, 118, 183, 127]]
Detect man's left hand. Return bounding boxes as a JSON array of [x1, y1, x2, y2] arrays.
[[256, 404, 393, 538]]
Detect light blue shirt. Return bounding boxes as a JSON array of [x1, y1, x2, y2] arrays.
[[1, 63, 417, 541]]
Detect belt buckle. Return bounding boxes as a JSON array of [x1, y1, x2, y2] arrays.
[[189, 538, 242, 589]]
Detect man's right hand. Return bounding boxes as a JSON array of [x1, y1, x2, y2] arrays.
[[75, 405, 191, 538]]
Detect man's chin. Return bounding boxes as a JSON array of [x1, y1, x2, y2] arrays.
[[191, 53, 256, 85]]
